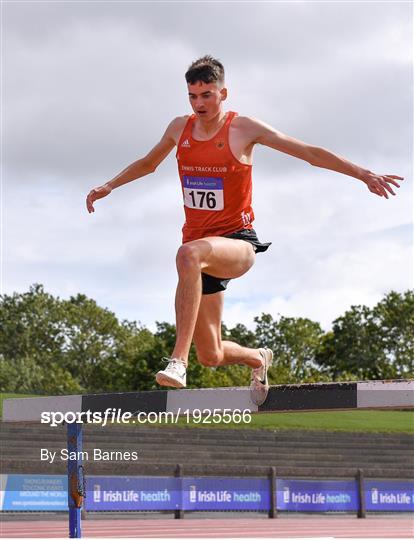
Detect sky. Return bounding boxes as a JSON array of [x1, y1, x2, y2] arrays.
[[2, 0, 413, 332]]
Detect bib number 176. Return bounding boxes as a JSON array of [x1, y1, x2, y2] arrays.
[[188, 190, 216, 209], [183, 176, 224, 211]]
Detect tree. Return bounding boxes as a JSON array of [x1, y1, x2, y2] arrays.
[[0, 285, 78, 393], [0, 284, 66, 368], [254, 313, 325, 383], [58, 293, 127, 392], [114, 322, 159, 391], [372, 290, 414, 378], [1, 284, 411, 394], [0, 285, 135, 394], [315, 290, 414, 380]]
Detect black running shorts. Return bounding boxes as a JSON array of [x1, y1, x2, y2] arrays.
[[202, 228, 271, 295]]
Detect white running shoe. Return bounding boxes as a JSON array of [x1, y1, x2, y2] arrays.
[[156, 358, 187, 388], [250, 347, 274, 405]]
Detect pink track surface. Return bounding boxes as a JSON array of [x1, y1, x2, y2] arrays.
[[1, 517, 413, 538]]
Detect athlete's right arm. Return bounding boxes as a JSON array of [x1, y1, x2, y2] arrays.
[[86, 117, 187, 213]]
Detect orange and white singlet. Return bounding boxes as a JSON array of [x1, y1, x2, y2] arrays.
[[176, 111, 255, 243]]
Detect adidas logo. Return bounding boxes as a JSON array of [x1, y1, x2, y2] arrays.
[[181, 139, 191, 148]]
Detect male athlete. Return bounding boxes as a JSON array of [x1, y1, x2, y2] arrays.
[[86, 55, 403, 405]]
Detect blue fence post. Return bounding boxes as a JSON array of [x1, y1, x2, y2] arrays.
[[67, 423, 84, 538]]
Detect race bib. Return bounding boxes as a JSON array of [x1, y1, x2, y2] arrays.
[[183, 176, 224, 211]]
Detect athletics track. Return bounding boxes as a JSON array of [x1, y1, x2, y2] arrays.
[[1, 516, 413, 538]]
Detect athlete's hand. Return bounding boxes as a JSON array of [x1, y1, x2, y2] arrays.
[[361, 172, 404, 199], [86, 184, 112, 213]]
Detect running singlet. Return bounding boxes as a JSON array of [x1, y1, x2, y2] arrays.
[[176, 111, 255, 243]]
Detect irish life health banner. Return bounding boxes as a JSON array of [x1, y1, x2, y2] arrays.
[[182, 477, 270, 511], [2, 475, 413, 513], [85, 476, 181, 511], [86, 476, 269, 511], [277, 479, 358, 512], [365, 480, 414, 512]]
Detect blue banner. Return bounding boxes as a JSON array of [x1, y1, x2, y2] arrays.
[[182, 477, 269, 511], [276, 479, 358, 512], [2, 474, 67, 511], [3, 475, 413, 513], [85, 476, 181, 511], [365, 480, 414, 512]]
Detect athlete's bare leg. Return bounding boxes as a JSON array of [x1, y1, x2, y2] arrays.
[[170, 236, 261, 368], [192, 291, 263, 369], [172, 259, 203, 365]]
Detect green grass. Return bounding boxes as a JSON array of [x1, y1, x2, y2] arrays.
[[142, 409, 414, 433], [190, 409, 414, 433], [1, 393, 413, 434]]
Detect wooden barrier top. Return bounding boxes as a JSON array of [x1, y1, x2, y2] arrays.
[[2, 379, 413, 423]]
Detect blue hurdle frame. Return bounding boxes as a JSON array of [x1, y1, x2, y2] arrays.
[[67, 423, 83, 538]]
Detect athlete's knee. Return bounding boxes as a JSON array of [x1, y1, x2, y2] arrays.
[[197, 349, 223, 367], [176, 243, 202, 272]]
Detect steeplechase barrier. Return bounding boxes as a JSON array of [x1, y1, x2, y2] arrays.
[[3, 379, 413, 538]]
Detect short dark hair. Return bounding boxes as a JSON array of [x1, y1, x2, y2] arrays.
[[185, 55, 225, 86]]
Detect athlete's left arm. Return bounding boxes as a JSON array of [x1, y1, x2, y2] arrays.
[[246, 117, 403, 199]]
